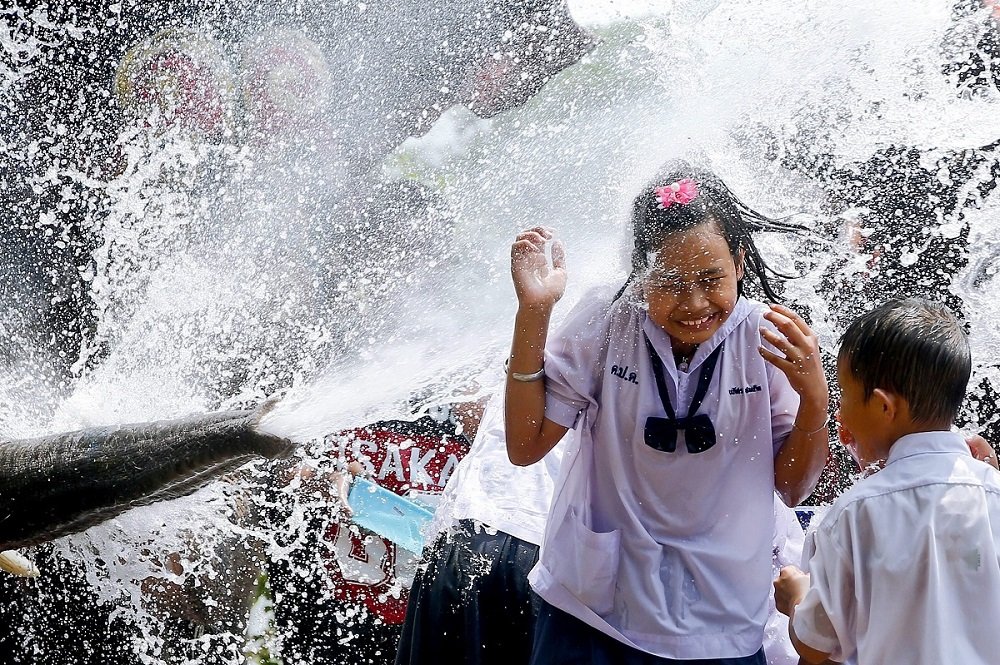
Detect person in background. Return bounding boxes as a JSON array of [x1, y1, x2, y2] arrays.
[[396, 384, 811, 665]]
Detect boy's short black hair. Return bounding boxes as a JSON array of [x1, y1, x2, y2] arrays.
[[838, 298, 971, 425]]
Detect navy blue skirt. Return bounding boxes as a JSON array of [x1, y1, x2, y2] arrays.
[[395, 519, 541, 665]]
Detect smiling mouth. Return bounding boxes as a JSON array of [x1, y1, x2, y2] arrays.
[[676, 313, 717, 330]]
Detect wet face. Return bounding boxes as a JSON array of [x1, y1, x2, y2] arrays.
[[834, 408, 861, 468], [836, 357, 890, 467], [643, 223, 743, 354], [117, 30, 234, 138]]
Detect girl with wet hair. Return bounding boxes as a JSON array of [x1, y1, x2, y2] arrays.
[[625, 162, 809, 303], [505, 161, 830, 664]]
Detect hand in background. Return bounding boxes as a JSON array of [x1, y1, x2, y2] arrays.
[[966, 433, 999, 470], [774, 565, 811, 617]]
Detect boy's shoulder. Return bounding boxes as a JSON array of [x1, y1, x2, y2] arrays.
[[817, 433, 1000, 535]]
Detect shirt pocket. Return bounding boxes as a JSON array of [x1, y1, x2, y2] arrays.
[[551, 506, 621, 616]]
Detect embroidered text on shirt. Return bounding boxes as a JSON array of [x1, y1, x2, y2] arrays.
[[728, 384, 762, 396], [611, 364, 639, 385]]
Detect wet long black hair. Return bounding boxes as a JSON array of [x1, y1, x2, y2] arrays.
[[621, 160, 809, 303]]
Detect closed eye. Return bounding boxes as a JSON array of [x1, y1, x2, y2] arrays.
[[648, 273, 726, 292], [649, 276, 683, 290]]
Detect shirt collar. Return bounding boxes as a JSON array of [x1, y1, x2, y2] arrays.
[[641, 297, 754, 375], [885, 430, 970, 466]]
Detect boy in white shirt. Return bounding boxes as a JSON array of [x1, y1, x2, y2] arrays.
[[774, 298, 1000, 664]]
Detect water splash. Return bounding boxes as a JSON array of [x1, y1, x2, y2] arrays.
[[0, 0, 997, 662]]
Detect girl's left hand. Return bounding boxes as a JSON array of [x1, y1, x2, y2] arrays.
[[759, 304, 829, 405]]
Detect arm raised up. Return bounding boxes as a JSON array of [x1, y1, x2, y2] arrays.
[[505, 227, 569, 466]]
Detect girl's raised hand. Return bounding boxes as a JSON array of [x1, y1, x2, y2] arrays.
[[511, 227, 567, 310], [759, 304, 829, 407]]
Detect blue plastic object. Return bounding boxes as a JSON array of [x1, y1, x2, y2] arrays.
[[348, 477, 434, 554], [794, 506, 827, 531]]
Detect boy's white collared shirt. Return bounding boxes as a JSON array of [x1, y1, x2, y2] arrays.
[[529, 285, 799, 660], [794, 431, 1000, 664]]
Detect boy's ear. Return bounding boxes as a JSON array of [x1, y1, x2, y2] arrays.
[[871, 388, 901, 422]]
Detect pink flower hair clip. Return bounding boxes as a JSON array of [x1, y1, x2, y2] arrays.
[[654, 178, 699, 209]]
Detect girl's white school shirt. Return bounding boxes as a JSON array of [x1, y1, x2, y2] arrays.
[[529, 285, 799, 660], [428, 386, 572, 547], [765, 495, 807, 665]]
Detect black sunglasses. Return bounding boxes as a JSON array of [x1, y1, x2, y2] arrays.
[[643, 337, 724, 454]]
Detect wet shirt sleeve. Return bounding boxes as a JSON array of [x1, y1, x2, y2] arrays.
[[792, 524, 854, 662], [543, 289, 613, 429]]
